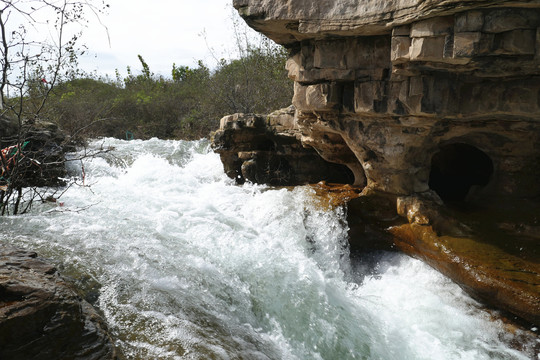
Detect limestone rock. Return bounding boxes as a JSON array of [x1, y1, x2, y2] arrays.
[[233, 1, 540, 201], [0, 244, 119, 360], [211, 107, 355, 186], [410, 16, 454, 38], [233, 0, 540, 43]]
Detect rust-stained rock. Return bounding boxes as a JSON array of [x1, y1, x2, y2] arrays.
[[389, 213, 540, 327], [0, 244, 119, 360], [345, 191, 540, 325], [389, 222, 540, 325]]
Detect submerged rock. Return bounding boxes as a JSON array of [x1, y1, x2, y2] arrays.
[[0, 244, 119, 360]]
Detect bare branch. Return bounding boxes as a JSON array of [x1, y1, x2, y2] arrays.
[[0, 0, 110, 216], [0, 6, 10, 109]]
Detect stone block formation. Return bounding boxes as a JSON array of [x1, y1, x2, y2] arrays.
[[227, 0, 540, 204]]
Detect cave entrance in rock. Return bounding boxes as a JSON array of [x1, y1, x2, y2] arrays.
[[428, 143, 494, 203]]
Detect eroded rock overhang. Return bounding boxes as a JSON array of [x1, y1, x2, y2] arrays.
[[234, 0, 540, 203]]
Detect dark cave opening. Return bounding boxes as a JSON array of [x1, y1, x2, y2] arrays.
[[429, 143, 494, 203]]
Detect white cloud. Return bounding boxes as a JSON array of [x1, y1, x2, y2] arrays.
[[78, 0, 241, 77]]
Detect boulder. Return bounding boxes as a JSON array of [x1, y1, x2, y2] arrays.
[[0, 244, 119, 360], [1, 120, 67, 188], [212, 106, 356, 186]]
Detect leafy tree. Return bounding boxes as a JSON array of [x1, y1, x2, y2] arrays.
[[49, 77, 121, 140], [204, 10, 293, 115], [47, 39, 292, 141], [209, 42, 292, 114]]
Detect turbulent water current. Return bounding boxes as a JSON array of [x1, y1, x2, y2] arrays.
[[1, 138, 538, 360]]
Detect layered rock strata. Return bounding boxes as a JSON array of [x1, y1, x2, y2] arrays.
[[234, 0, 540, 202], [0, 245, 119, 360], [212, 106, 357, 185], [218, 0, 540, 325]]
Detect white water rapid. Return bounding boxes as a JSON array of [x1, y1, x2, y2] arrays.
[[0, 138, 538, 359]]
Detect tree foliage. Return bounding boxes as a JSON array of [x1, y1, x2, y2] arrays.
[[47, 37, 293, 141], [210, 42, 292, 114]]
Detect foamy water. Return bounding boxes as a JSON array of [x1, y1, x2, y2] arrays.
[[1, 138, 537, 359]]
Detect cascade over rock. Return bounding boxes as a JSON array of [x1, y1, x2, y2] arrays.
[[213, 0, 540, 325]]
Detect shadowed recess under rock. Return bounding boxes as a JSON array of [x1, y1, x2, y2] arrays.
[[429, 143, 494, 203]]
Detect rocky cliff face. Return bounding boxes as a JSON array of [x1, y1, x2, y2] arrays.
[[214, 0, 540, 326], [233, 0, 540, 203], [213, 106, 358, 185]]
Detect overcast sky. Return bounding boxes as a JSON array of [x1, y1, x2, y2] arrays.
[[77, 0, 250, 78]]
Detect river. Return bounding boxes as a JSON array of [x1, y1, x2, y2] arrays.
[[0, 138, 537, 359]]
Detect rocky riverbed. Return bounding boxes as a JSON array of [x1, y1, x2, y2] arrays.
[[0, 244, 119, 359]]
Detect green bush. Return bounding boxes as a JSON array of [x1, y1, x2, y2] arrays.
[[47, 40, 293, 141]]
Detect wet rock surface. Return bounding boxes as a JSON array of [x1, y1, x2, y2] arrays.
[[345, 191, 540, 326], [396, 194, 540, 326], [0, 244, 119, 360]]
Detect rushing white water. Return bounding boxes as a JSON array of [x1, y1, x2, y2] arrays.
[[0, 138, 537, 360]]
